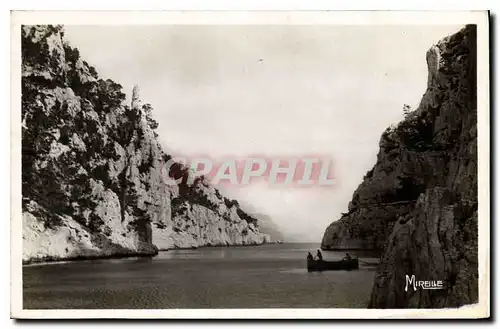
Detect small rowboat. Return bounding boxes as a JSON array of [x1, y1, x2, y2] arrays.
[[307, 258, 359, 272]]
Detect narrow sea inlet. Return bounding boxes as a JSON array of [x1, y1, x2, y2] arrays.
[[23, 243, 379, 309]]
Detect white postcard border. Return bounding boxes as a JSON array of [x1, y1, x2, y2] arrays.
[[10, 10, 490, 319]]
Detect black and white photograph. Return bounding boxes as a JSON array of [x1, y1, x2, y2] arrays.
[[10, 10, 490, 319]]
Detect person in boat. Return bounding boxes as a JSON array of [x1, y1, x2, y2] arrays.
[[316, 249, 323, 261], [343, 253, 352, 261], [307, 252, 314, 261]]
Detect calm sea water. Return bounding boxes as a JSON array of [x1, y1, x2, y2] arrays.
[[23, 243, 379, 309]]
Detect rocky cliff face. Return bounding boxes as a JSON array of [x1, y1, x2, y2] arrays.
[[21, 25, 270, 264], [321, 25, 478, 308], [153, 175, 271, 249]]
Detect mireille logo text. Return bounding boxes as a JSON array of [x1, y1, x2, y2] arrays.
[[405, 275, 444, 292]]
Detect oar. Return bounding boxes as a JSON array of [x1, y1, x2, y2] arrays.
[[358, 259, 379, 266]]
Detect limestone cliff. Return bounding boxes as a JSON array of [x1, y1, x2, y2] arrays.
[[21, 25, 270, 264], [321, 25, 478, 308], [152, 174, 271, 249]]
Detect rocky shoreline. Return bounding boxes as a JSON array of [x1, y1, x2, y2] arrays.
[[22, 241, 282, 266], [22, 239, 288, 265]]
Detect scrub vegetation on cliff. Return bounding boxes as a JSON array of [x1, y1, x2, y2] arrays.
[[22, 25, 272, 264]]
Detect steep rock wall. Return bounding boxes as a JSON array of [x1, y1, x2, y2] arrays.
[[321, 25, 478, 308], [21, 25, 270, 264], [153, 176, 271, 249]]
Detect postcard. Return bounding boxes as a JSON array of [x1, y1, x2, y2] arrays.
[[10, 10, 490, 319]]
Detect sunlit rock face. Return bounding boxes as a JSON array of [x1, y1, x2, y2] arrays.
[[151, 176, 272, 250], [321, 26, 478, 308], [21, 25, 270, 264]]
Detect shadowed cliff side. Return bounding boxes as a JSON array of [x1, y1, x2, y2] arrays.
[[321, 25, 478, 308]]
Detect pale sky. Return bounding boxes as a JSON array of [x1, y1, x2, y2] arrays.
[[64, 25, 462, 242]]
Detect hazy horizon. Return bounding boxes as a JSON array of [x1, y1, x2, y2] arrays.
[[64, 24, 462, 242]]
